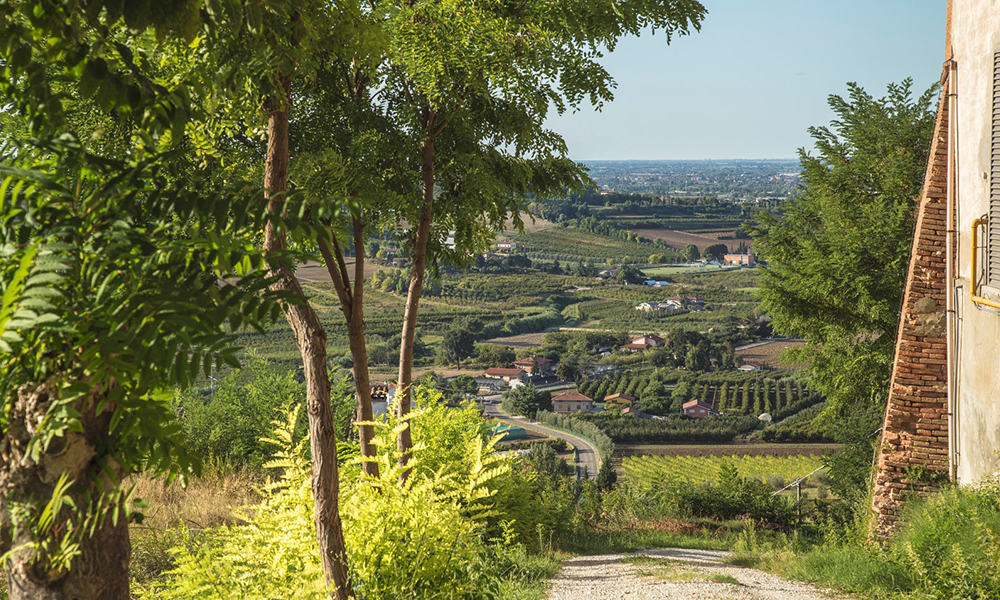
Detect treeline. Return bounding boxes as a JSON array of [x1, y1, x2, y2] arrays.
[[582, 412, 760, 444], [761, 402, 834, 442]]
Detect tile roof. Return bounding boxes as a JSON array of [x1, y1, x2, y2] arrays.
[[552, 390, 593, 402]]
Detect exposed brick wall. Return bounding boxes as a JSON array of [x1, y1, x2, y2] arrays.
[[871, 79, 952, 538]]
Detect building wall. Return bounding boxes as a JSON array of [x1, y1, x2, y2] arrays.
[[871, 80, 952, 537], [952, 0, 1000, 484]]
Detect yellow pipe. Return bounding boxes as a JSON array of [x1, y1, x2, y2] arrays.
[[971, 216, 1000, 309]]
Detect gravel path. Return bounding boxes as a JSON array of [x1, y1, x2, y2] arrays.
[[547, 548, 846, 600]]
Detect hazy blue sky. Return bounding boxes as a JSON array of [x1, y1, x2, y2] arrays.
[[550, 0, 946, 161]]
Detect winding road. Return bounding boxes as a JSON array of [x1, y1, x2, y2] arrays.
[[483, 395, 601, 479]]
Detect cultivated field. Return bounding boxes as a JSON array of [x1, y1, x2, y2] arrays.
[[735, 339, 807, 369], [615, 443, 838, 458], [481, 331, 548, 348], [623, 453, 824, 487], [295, 258, 379, 283], [642, 264, 740, 277], [629, 228, 743, 252]]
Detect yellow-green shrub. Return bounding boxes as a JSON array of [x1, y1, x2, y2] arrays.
[[145, 392, 521, 600]]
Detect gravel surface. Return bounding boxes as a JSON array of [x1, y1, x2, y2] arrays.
[[547, 548, 847, 600]]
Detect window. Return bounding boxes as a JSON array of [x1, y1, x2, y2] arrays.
[[990, 52, 1000, 286]]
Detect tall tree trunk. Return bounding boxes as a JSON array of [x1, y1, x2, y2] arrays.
[[0, 383, 130, 600], [263, 81, 353, 600], [318, 216, 379, 479], [396, 133, 436, 478]]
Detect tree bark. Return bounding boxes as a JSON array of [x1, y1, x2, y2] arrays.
[[263, 81, 353, 600], [396, 131, 436, 478], [0, 383, 131, 600], [317, 216, 378, 479]]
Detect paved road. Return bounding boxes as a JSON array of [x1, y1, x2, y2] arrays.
[[483, 396, 600, 479]]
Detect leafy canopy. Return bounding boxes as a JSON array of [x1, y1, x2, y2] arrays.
[[751, 79, 936, 422]]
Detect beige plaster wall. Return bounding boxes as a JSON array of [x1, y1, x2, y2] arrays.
[[952, 0, 1000, 484]]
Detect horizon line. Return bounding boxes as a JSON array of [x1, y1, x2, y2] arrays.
[[576, 157, 799, 162]]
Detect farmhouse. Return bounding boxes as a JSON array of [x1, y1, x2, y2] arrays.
[[513, 356, 554, 375], [724, 252, 756, 266], [473, 377, 505, 393], [621, 407, 653, 419], [496, 241, 516, 253], [551, 390, 594, 414], [635, 301, 678, 312], [872, 0, 1000, 536], [604, 392, 635, 406], [483, 367, 525, 383], [620, 333, 665, 353], [682, 400, 718, 419]]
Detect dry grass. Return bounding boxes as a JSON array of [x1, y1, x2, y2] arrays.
[[128, 465, 265, 587], [130, 463, 263, 531], [504, 215, 556, 233]]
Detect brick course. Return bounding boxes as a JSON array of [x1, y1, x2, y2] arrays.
[[871, 78, 952, 538]]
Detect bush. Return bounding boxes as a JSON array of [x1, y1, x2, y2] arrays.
[[535, 411, 614, 459], [671, 462, 795, 526], [148, 392, 564, 600]]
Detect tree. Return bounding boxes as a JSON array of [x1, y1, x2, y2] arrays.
[[597, 458, 618, 491], [685, 343, 710, 371], [555, 356, 583, 382], [475, 344, 516, 368], [449, 375, 478, 395], [703, 243, 728, 263], [683, 243, 701, 261], [671, 381, 692, 412], [438, 327, 477, 367], [616, 265, 646, 285], [501, 384, 552, 418], [648, 347, 674, 368], [0, 3, 288, 597], [383, 0, 708, 472], [751, 80, 935, 441]]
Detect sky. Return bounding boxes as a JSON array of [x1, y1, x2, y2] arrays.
[[549, 0, 946, 161]]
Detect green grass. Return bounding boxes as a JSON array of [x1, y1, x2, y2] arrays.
[[622, 556, 741, 585], [728, 483, 1000, 599], [624, 453, 824, 488], [495, 550, 565, 600], [641, 265, 718, 277], [558, 526, 734, 555]]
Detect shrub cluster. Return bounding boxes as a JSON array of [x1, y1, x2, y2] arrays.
[[581, 412, 760, 444], [535, 411, 614, 460]]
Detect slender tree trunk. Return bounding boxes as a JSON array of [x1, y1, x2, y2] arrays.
[[319, 216, 379, 479], [263, 81, 353, 600], [0, 383, 130, 600], [396, 133, 436, 477]]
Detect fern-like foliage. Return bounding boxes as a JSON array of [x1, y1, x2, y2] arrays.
[[148, 388, 523, 600]]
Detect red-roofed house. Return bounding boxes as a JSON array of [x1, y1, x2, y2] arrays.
[[552, 390, 594, 414], [513, 356, 554, 375], [620, 333, 665, 352], [484, 367, 526, 383], [682, 400, 718, 419], [604, 393, 635, 406]]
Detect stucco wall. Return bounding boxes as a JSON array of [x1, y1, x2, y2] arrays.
[[952, 0, 1000, 484]]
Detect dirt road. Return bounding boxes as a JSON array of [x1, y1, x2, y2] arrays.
[[547, 548, 846, 600]]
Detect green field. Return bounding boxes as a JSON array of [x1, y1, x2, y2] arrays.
[[623, 453, 824, 488], [641, 265, 740, 277]]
